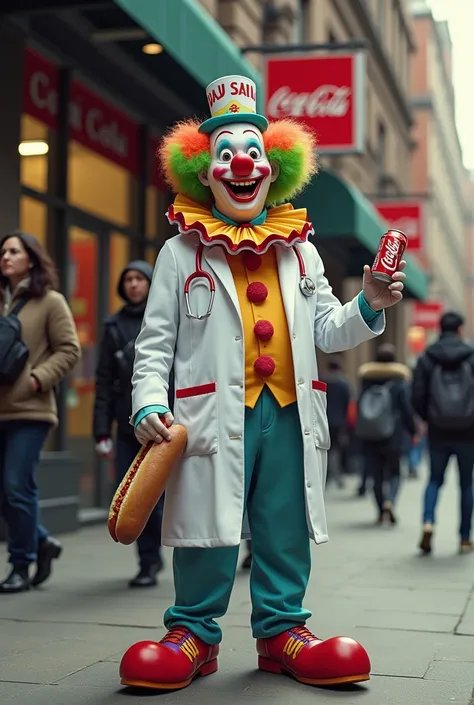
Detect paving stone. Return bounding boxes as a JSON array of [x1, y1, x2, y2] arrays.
[[334, 585, 468, 616], [353, 609, 458, 633], [425, 660, 474, 683], [434, 634, 474, 662]]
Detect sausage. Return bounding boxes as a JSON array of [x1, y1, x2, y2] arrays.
[[108, 424, 187, 545]]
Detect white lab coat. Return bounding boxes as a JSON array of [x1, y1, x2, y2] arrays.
[[132, 232, 385, 548]]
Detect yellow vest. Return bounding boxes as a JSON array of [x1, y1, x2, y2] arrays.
[[226, 249, 297, 409]]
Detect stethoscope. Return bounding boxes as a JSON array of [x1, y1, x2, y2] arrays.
[[185, 243, 316, 320]]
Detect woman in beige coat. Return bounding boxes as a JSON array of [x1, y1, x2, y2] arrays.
[[0, 232, 81, 593]]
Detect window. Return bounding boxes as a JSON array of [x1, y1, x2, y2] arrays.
[[19, 196, 47, 247], [377, 121, 386, 192], [20, 115, 49, 192], [68, 141, 132, 227]]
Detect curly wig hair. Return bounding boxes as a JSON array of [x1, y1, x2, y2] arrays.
[[158, 118, 318, 207]]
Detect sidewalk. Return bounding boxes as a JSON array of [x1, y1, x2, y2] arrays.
[[1, 461, 474, 704]]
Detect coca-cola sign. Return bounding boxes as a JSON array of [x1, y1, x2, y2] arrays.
[[373, 201, 425, 253], [264, 53, 365, 153]]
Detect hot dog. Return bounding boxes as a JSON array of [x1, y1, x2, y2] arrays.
[[108, 424, 187, 545]]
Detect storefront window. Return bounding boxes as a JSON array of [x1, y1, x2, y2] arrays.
[[68, 141, 132, 227], [19, 196, 47, 247], [20, 115, 49, 192], [109, 232, 130, 313]]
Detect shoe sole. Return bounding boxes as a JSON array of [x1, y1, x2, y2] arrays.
[[31, 545, 63, 587], [258, 656, 370, 686], [419, 531, 432, 555], [120, 658, 218, 690]]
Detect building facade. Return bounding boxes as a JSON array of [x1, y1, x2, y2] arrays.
[[409, 1, 471, 333]]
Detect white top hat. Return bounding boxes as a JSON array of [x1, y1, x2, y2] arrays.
[[199, 75, 268, 134]]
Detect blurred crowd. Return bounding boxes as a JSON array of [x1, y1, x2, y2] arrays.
[[1, 232, 474, 594]]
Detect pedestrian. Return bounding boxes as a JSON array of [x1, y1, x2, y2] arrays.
[[321, 355, 352, 488], [0, 231, 81, 594], [356, 343, 416, 524], [93, 260, 172, 588], [412, 311, 474, 555]]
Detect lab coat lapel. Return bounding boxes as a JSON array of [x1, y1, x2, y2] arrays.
[[202, 245, 241, 318], [276, 245, 297, 334]]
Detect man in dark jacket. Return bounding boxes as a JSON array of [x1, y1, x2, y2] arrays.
[[412, 312, 474, 555], [93, 261, 173, 587], [357, 344, 416, 524], [321, 356, 352, 488]]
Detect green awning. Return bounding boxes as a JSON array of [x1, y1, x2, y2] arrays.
[[294, 169, 428, 301], [114, 0, 263, 109]]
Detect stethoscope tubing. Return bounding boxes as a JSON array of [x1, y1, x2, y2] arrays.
[[184, 243, 315, 319]]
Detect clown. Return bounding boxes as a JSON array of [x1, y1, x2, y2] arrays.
[[120, 75, 405, 691]]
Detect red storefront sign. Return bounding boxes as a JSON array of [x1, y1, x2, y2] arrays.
[[264, 53, 366, 153], [23, 48, 139, 174], [412, 301, 444, 329], [373, 201, 424, 253]]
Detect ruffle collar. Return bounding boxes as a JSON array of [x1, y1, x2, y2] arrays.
[[166, 195, 314, 254]]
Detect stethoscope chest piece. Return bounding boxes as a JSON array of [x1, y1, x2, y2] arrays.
[[300, 276, 316, 297]]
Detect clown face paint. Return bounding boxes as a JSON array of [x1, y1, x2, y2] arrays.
[[199, 122, 279, 223]]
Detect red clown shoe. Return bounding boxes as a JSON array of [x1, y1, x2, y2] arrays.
[[257, 626, 370, 687], [120, 627, 219, 691]]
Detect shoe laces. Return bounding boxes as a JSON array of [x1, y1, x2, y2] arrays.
[[161, 626, 190, 645], [291, 625, 318, 643]]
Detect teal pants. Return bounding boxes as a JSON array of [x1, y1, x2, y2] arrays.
[[164, 387, 312, 644]]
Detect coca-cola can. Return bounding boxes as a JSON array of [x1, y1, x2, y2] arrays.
[[371, 229, 407, 282]]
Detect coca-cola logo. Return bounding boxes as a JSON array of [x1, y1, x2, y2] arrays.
[[380, 238, 400, 272], [267, 85, 351, 119]]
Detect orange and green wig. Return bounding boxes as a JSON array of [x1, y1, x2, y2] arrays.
[[158, 118, 318, 207]]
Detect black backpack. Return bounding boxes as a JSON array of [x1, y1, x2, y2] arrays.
[[356, 381, 396, 442], [428, 360, 474, 430], [0, 299, 29, 385]]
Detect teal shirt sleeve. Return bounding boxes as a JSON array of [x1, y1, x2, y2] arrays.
[[134, 405, 170, 428], [358, 291, 383, 329]]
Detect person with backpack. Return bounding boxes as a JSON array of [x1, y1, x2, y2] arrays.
[[356, 344, 416, 524], [0, 231, 81, 593], [412, 311, 474, 555], [93, 260, 173, 588]]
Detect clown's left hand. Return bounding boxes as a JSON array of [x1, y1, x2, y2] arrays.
[[362, 260, 406, 311]]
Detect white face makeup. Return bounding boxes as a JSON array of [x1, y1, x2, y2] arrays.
[[199, 122, 279, 223]]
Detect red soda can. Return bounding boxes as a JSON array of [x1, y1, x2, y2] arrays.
[[371, 229, 407, 282]]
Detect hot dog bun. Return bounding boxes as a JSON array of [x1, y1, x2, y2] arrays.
[[108, 424, 187, 545]]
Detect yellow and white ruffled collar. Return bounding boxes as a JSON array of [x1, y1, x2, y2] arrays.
[[167, 194, 314, 254]]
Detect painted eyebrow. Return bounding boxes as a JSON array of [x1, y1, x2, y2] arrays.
[[216, 138, 234, 153], [243, 129, 260, 138], [214, 130, 233, 144], [245, 138, 262, 151]]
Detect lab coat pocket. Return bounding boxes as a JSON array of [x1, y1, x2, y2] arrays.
[[311, 380, 331, 450], [174, 383, 218, 458]]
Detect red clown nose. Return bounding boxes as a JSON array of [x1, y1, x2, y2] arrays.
[[230, 153, 254, 177]]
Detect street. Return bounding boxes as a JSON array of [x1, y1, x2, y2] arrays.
[[1, 462, 474, 704]]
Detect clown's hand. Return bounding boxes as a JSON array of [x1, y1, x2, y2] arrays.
[[362, 260, 406, 311], [135, 412, 174, 446]]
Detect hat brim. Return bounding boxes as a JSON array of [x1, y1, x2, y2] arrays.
[[198, 113, 269, 134]]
